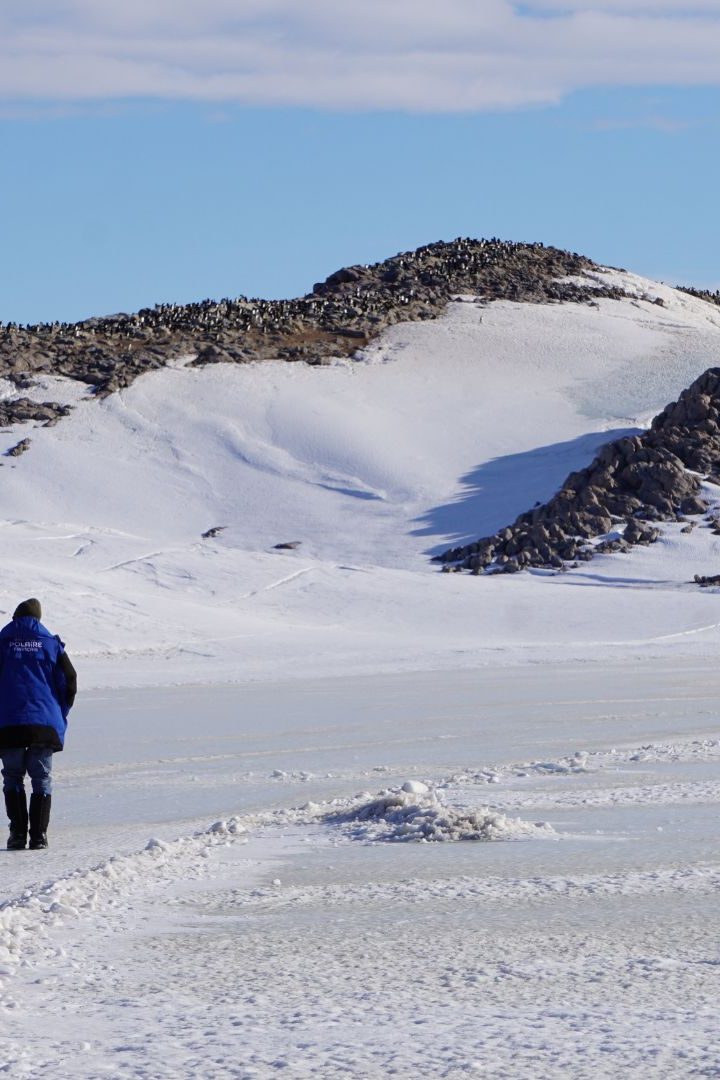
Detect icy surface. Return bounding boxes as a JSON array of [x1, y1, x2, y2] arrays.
[[2, 663, 720, 1077]]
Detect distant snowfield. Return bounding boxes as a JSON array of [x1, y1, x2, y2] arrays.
[[4, 271, 720, 1077]]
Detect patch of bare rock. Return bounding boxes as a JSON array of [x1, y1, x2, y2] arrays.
[[694, 574, 720, 587], [438, 367, 720, 575], [4, 438, 31, 458], [0, 239, 628, 397], [0, 398, 71, 427]]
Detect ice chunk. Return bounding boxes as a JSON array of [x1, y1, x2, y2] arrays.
[[401, 780, 429, 794]]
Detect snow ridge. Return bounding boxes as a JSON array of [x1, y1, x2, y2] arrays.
[[323, 784, 553, 842]]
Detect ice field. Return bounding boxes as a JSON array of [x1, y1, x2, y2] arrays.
[[4, 664, 720, 1078]]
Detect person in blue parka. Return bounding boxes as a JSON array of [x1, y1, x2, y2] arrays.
[[0, 598, 77, 850]]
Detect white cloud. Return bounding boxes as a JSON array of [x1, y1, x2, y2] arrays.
[[2, 2, 720, 112]]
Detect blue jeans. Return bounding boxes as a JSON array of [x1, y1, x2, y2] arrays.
[[1, 748, 54, 796]]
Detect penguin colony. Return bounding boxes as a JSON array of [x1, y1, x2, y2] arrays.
[[678, 286, 720, 308], [0, 238, 626, 398]]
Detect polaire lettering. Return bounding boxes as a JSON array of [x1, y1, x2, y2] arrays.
[[12, 640, 42, 651]]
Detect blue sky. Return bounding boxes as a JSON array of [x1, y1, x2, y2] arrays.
[[1, 2, 719, 324]]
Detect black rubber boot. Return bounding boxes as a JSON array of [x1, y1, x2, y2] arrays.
[[28, 793, 51, 850], [4, 788, 28, 850]]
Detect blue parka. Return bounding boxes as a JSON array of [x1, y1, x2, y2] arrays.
[[0, 616, 70, 751]]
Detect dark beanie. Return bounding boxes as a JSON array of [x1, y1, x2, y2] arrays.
[[13, 598, 42, 619]]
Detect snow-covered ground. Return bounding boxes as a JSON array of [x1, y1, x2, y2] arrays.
[[4, 663, 720, 1078], [3, 270, 720, 1076]]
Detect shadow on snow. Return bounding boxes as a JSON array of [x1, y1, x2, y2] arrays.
[[413, 426, 641, 557]]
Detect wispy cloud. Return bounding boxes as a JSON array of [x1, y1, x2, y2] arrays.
[[590, 114, 700, 133], [2, 2, 720, 112]]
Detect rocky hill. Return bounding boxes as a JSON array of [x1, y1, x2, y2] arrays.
[[1, 239, 626, 409], [438, 367, 720, 574]]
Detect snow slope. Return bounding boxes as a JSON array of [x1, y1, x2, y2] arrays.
[[1, 267, 720, 687]]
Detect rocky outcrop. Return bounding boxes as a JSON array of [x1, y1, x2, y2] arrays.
[[694, 574, 720, 586], [0, 399, 71, 427], [4, 438, 31, 458], [438, 367, 720, 574], [0, 239, 627, 397]]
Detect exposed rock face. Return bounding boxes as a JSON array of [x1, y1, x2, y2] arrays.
[[438, 367, 720, 574], [0, 239, 626, 397]]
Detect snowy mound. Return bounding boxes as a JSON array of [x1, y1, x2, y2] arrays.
[[2, 260, 720, 683], [326, 786, 555, 842]]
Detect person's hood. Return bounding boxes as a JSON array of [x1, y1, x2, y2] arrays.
[[13, 598, 42, 620]]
